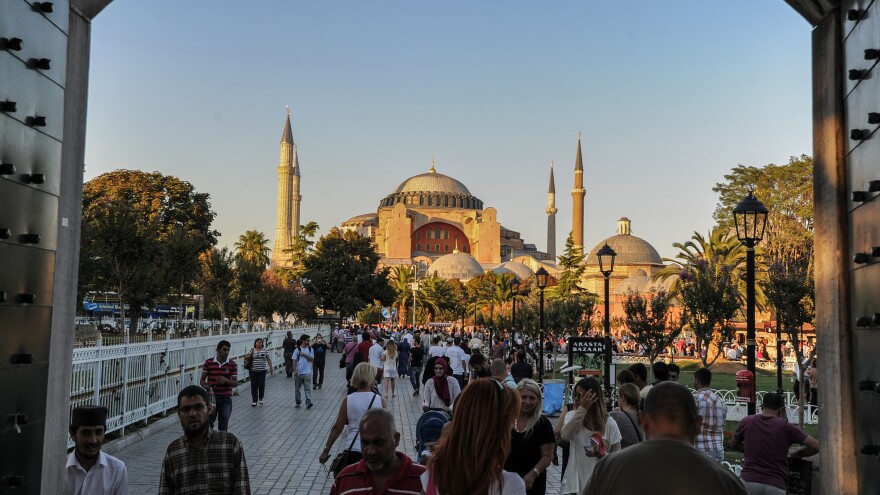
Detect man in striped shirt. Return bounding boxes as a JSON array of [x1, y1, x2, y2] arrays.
[[200, 340, 238, 431], [693, 367, 728, 462]]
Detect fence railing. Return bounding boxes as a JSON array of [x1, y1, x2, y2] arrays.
[[68, 323, 328, 448]]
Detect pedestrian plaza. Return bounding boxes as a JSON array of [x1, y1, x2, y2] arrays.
[[108, 359, 565, 494]]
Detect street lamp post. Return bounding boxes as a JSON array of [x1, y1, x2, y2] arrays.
[[535, 267, 549, 383], [411, 264, 419, 331], [511, 279, 520, 335], [596, 243, 616, 395], [775, 324, 783, 394], [733, 191, 769, 416]]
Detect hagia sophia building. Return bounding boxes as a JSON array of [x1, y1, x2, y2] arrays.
[[270, 112, 670, 304]]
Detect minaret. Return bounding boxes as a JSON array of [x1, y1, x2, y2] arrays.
[[571, 131, 586, 255], [272, 108, 300, 267], [546, 161, 558, 260]]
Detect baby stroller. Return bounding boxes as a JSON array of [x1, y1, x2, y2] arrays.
[[415, 410, 450, 464]]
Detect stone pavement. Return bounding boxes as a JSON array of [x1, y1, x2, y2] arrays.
[[112, 359, 564, 494]]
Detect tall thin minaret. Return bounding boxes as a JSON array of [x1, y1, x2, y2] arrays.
[[546, 161, 558, 260], [572, 131, 586, 255], [272, 108, 301, 267]]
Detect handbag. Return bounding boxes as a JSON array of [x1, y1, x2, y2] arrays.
[[328, 393, 378, 478], [243, 351, 253, 371]]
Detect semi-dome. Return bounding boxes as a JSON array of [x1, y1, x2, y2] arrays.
[[379, 163, 483, 210], [585, 218, 663, 266], [429, 248, 485, 282], [491, 261, 535, 281], [341, 213, 378, 226]]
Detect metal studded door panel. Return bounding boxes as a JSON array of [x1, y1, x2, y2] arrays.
[[0, 0, 67, 493], [843, 0, 880, 490]]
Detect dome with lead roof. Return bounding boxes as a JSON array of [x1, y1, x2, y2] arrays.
[[379, 162, 484, 210], [429, 249, 485, 282], [585, 218, 663, 266]]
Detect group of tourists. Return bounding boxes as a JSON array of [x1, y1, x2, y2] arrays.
[[65, 326, 820, 495]]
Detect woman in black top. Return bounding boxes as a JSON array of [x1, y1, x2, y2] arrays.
[[505, 378, 555, 495], [409, 339, 425, 396]]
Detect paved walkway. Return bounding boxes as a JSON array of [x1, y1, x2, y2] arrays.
[[113, 359, 565, 494]]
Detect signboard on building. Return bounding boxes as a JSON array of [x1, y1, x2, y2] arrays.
[[567, 337, 607, 378]]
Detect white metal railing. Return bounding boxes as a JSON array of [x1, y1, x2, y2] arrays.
[[68, 323, 328, 448]]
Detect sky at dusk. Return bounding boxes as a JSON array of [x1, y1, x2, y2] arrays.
[[83, 1, 813, 261]]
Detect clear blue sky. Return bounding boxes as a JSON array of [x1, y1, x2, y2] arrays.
[[84, 1, 812, 260]]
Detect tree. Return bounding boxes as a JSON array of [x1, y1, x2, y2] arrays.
[[235, 230, 271, 267], [198, 247, 235, 329], [356, 304, 384, 325], [550, 232, 587, 298], [389, 265, 416, 326], [80, 170, 218, 335], [277, 221, 320, 281], [545, 293, 597, 339], [761, 259, 815, 427], [234, 230, 271, 324], [622, 290, 680, 364], [712, 155, 813, 266], [419, 274, 458, 323], [302, 230, 394, 321], [677, 258, 741, 368], [252, 270, 318, 324]]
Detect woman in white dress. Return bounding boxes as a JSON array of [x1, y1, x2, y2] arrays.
[[381, 340, 399, 398], [560, 377, 622, 495]]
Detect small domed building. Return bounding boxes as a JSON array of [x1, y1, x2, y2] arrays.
[[429, 245, 486, 282], [581, 217, 665, 296]]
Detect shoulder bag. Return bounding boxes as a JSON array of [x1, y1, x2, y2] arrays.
[[329, 393, 378, 478], [243, 349, 254, 371]]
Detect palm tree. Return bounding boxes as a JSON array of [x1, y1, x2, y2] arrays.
[[653, 226, 764, 314], [234, 230, 271, 267], [419, 274, 457, 323], [389, 265, 416, 326]]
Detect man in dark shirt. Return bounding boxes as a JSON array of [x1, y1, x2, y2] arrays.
[[490, 336, 506, 360], [409, 338, 425, 396], [584, 382, 746, 495], [312, 334, 329, 390], [510, 351, 533, 383], [730, 393, 819, 494], [282, 331, 297, 378], [160, 385, 250, 495]]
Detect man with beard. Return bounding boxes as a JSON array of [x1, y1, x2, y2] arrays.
[[65, 405, 128, 495], [330, 409, 425, 495], [159, 385, 251, 494]]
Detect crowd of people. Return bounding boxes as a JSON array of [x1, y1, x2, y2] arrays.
[[64, 324, 820, 495]]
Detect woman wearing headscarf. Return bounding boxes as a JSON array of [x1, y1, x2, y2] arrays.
[[422, 357, 461, 413]]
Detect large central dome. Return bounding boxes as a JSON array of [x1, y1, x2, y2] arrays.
[[394, 169, 472, 196], [380, 163, 483, 210]]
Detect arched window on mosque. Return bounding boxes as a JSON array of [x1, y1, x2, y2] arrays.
[[416, 243, 422, 251], [416, 232, 422, 240], [425, 244, 431, 252], [435, 243, 440, 252], [444, 244, 450, 252]]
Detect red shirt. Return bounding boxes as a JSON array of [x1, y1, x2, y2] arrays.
[[202, 357, 238, 397], [357, 340, 373, 362], [331, 453, 425, 495]]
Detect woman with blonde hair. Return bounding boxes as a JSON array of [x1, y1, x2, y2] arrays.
[[318, 362, 385, 477], [609, 382, 644, 448], [560, 377, 621, 495], [381, 340, 399, 398], [422, 378, 526, 494], [505, 379, 555, 495]]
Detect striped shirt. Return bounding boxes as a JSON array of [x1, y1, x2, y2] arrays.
[[330, 452, 425, 495], [159, 430, 250, 495], [249, 349, 269, 372], [202, 358, 238, 397], [694, 388, 728, 454]]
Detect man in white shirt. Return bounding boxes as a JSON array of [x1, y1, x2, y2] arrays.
[[65, 405, 128, 495], [427, 336, 446, 358], [370, 336, 386, 381], [444, 337, 469, 388]]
